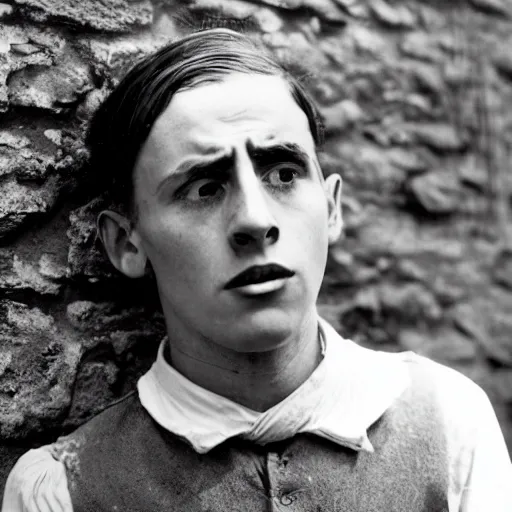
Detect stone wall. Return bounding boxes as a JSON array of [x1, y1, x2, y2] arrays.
[[1, 0, 512, 491]]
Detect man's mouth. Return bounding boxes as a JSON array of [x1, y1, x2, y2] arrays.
[[224, 264, 295, 291]]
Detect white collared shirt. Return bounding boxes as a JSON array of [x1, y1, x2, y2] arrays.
[[137, 318, 407, 454], [3, 318, 512, 511]]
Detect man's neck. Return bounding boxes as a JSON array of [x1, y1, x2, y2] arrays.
[[163, 313, 322, 412]]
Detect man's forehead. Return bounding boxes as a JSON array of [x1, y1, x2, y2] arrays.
[[159, 74, 310, 131], [135, 73, 317, 184], [183, 132, 281, 156]]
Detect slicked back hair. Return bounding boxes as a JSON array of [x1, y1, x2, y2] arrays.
[[86, 28, 325, 216]]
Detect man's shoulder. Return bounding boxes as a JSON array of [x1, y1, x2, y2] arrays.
[[334, 323, 488, 417], [48, 389, 172, 490], [62, 390, 145, 442], [399, 350, 486, 401], [2, 445, 73, 512], [324, 319, 489, 435], [46, 390, 149, 461], [385, 349, 490, 436]]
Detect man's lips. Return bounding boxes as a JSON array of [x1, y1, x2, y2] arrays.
[[224, 264, 295, 290]]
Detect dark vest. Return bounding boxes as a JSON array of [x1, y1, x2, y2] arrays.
[[53, 359, 450, 512]]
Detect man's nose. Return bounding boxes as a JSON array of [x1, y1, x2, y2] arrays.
[[228, 163, 279, 252]]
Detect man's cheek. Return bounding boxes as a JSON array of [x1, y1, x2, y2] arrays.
[[297, 211, 329, 243]]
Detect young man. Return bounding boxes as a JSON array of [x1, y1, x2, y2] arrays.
[[3, 28, 511, 512]]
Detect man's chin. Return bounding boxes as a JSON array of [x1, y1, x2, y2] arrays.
[[218, 309, 301, 353]]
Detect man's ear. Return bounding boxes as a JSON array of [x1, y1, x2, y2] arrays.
[[97, 210, 147, 278], [325, 173, 343, 245]]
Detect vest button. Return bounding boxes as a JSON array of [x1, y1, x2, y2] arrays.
[[280, 491, 299, 506]]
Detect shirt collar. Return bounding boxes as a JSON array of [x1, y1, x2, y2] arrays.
[[137, 317, 409, 454]]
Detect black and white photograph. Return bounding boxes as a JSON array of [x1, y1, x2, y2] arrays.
[[0, 0, 511, 510]]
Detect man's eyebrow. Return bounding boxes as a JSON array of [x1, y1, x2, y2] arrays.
[[155, 153, 233, 196], [247, 142, 310, 168], [155, 142, 312, 197]]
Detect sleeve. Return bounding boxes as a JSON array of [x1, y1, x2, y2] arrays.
[[1, 445, 73, 512], [459, 388, 512, 512]]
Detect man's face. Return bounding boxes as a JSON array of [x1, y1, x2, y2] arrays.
[[131, 73, 341, 352]]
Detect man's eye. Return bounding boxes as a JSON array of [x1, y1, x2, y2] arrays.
[[185, 180, 224, 200], [266, 166, 301, 187]]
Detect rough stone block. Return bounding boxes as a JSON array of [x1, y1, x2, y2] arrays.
[[76, 32, 171, 78], [0, 300, 82, 439], [0, 127, 87, 182], [400, 31, 443, 62], [263, 30, 329, 74], [186, 0, 259, 24], [43, 129, 62, 146], [13, 0, 153, 32], [492, 248, 512, 289], [406, 61, 445, 100], [490, 370, 512, 402], [354, 206, 419, 257], [8, 49, 93, 111], [399, 326, 478, 363], [0, 147, 46, 180], [255, 0, 348, 23], [379, 282, 443, 323], [327, 246, 380, 286], [348, 23, 389, 56], [253, 7, 284, 33], [0, 131, 30, 149], [66, 198, 115, 280], [0, 3, 13, 18], [320, 99, 364, 134], [0, 250, 61, 295], [332, 0, 369, 18], [493, 42, 512, 80], [451, 298, 512, 367], [370, 0, 416, 28], [330, 142, 406, 195], [67, 300, 148, 333], [0, 24, 64, 111], [386, 148, 431, 174], [406, 169, 461, 215], [76, 87, 110, 121], [431, 271, 469, 306], [469, 0, 510, 17], [404, 123, 466, 152], [0, 177, 61, 239], [65, 360, 119, 425], [459, 153, 489, 191]]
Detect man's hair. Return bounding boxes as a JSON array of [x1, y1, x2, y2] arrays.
[[86, 28, 324, 215]]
